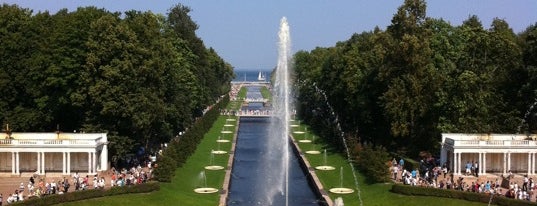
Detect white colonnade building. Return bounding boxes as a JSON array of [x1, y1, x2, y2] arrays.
[[441, 133, 537, 176], [0, 132, 108, 176]]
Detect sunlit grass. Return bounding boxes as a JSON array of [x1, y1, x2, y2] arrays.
[[58, 116, 487, 206], [292, 123, 488, 206], [57, 116, 237, 206]]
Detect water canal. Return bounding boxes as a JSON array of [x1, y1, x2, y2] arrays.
[[226, 86, 320, 205]]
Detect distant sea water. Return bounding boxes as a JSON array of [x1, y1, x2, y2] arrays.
[[233, 69, 271, 82]]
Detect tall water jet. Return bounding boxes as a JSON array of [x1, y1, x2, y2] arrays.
[[267, 16, 292, 206]]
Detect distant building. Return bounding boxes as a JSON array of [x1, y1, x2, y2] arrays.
[[441, 133, 537, 176], [0, 132, 108, 175]]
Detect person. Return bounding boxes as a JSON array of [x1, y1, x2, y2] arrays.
[[63, 177, 70, 193], [399, 158, 405, 170], [0, 193, 3, 206], [523, 176, 529, 192], [442, 164, 448, 179]]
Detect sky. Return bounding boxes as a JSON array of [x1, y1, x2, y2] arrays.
[[2, 1, 537, 71]]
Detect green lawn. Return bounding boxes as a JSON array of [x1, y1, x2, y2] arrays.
[[292, 123, 489, 206], [260, 86, 272, 102], [57, 116, 237, 206], [57, 116, 489, 206]]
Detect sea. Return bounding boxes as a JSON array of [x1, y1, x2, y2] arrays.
[[233, 69, 272, 82]]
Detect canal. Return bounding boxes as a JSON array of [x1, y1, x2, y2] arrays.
[[226, 86, 319, 205]]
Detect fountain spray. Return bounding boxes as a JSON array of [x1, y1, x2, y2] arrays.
[[272, 16, 292, 206]]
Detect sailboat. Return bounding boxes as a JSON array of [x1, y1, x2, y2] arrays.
[[257, 71, 266, 81]]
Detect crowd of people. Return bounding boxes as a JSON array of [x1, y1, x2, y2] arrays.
[[1, 165, 153, 205], [392, 157, 537, 202]]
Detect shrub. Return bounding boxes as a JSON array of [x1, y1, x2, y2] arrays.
[[12, 182, 160, 206], [391, 184, 537, 206], [153, 151, 177, 182], [356, 144, 391, 183]]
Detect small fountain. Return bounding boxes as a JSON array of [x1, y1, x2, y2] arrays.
[[329, 167, 354, 194], [211, 141, 227, 155], [305, 135, 320, 154], [299, 133, 312, 143], [216, 135, 230, 143], [205, 152, 224, 170], [193, 171, 219, 194], [315, 149, 335, 170], [290, 119, 300, 127]]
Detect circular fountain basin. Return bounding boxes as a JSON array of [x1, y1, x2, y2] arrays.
[[315, 166, 336, 170], [211, 150, 228, 154], [221, 131, 233, 134], [305, 150, 321, 154], [205, 165, 225, 170], [216, 139, 230, 143], [290, 124, 299, 127], [329, 188, 354, 194], [224, 124, 234, 127], [298, 139, 312, 143], [293, 131, 305, 134], [194, 187, 219, 194], [226, 119, 236, 121]]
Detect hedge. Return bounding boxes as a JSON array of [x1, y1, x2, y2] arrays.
[[12, 181, 160, 206], [391, 184, 537, 206], [153, 95, 229, 181]]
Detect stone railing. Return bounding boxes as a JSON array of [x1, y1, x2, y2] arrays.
[[0, 137, 103, 146], [449, 138, 537, 147]]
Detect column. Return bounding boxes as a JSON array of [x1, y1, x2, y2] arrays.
[[453, 152, 457, 175], [478, 152, 482, 175], [458, 152, 462, 175], [87, 152, 91, 174], [508, 152, 511, 173], [100, 144, 108, 171], [41, 152, 45, 175], [37, 152, 41, 174], [62, 152, 66, 175], [92, 152, 96, 174], [503, 152, 507, 174], [11, 152, 15, 174], [16, 152, 20, 175], [529, 153, 532, 176], [483, 152, 487, 175], [67, 152, 71, 175], [531, 152, 535, 175]]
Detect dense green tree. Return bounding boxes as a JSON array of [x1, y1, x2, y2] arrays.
[[294, 0, 536, 160], [0, 4, 233, 164]]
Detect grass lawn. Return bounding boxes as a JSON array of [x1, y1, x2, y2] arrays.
[[57, 115, 237, 206], [292, 123, 489, 206], [57, 116, 488, 206], [260, 86, 272, 102]]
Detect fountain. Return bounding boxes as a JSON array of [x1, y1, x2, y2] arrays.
[[227, 17, 319, 206], [193, 171, 219, 194], [312, 83, 363, 205], [265, 16, 292, 206], [211, 141, 227, 155], [315, 149, 335, 170], [305, 135, 321, 154], [298, 128, 311, 143], [216, 135, 230, 143], [329, 167, 354, 194], [205, 151, 224, 170]]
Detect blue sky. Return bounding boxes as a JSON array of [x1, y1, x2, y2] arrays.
[[2, 0, 537, 70]]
